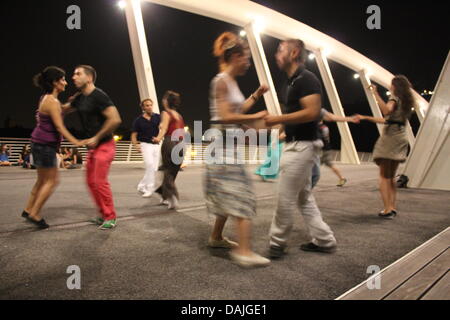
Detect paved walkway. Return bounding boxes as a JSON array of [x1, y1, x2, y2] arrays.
[[1, 164, 449, 299]]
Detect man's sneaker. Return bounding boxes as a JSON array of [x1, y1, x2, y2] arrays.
[[300, 242, 336, 253], [207, 237, 238, 249], [99, 219, 117, 230], [268, 245, 287, 259], [337, 178, 347, 187], [230, 251, 271, 268], [142, 191, 153, 198], [89, 217, 104, 225]]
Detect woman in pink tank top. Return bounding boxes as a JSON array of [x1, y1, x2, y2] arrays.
[[22, 66, 84, 229]]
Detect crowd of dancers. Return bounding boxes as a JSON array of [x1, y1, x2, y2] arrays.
[[20, 32, 416, 267]]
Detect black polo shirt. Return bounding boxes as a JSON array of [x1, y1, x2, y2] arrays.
[[281, 65, 322, 141], [71, 88, 116, 145], [131, 113, 161, 143]]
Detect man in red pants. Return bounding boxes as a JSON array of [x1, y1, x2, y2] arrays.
[[64, 65, 122, 230]]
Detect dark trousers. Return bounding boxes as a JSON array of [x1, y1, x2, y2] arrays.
[[155, 138, 184, 200]]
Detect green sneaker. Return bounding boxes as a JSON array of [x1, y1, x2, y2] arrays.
[[89, 217, 104, 225], [99, 219, 117, 230]]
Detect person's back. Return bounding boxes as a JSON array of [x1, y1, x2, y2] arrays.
[[166, 110, 185, 139]]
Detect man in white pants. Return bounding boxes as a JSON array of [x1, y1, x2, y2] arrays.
[[264, 39, 337, 259], [131, 98, 161, 198]]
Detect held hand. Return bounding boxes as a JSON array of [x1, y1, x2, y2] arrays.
[[264, 114, 280, 127], [354, 114, 366, 121], [254, 110, 268, 119], [349, 115, 361, 124], [152, 137, 161, 144], [75, 140, 85, 147], [85, 136, 99, 149]]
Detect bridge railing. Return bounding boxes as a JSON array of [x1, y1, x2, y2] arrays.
[[0, 137, 373, 164]]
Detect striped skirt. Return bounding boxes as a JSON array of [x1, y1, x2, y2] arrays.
[[203, 163, 256, 219]]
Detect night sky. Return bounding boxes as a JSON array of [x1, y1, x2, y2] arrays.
[[1, 0, 448, 151]]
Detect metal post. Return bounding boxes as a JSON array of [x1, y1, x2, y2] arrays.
[[124, 0, 160, 112], [314, 49, 360, 164], [244, 22, 281, 116]]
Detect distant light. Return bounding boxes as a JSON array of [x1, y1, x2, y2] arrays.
[[353, 74, 360, 79], [113, 135, 122, 141], [386, 91, 391, 96], [308, 53, 315, 60], [184, 126, 189, 132], [239, 30, 246, 37], [118, 1, 126, 9], [411, 108, 415, 111]]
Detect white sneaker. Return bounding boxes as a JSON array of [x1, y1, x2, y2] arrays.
[[142, 191, 153, 198], [229, 251, 271, 268], [167, 196, 179, 210]]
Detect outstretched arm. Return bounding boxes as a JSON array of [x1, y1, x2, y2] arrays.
[[356, 114, 386, 124], [323, 110, 359, 123]]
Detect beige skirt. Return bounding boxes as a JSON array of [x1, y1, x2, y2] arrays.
[[373, 124, 409, 164]]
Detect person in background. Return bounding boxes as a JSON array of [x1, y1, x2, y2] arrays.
[[66, 147, 83, 169], [311, 109, 360, 188], [0, 144, 12, 166], [131, 98, 161, 198], [19, 145, 32, 169], [153, 90, 186, 210]]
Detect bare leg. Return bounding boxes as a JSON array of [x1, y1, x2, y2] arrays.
[[389, 161, 400, 211], [330, 164, 345, 181], [210, 215, 227, 241], [234, 217, 252, 256], [378, 161, 391, 213], [29, 168, 59, 220], [24, 174, 44, 213]]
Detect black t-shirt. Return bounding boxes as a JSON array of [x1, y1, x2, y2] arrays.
[[131, 113, 161, 143], [71, 88, 115, 144], [281, 65, 322, 141]]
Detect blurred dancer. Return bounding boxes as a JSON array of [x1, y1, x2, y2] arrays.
[[265, 39, 337, 259], [205, 31, 270, 267]]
